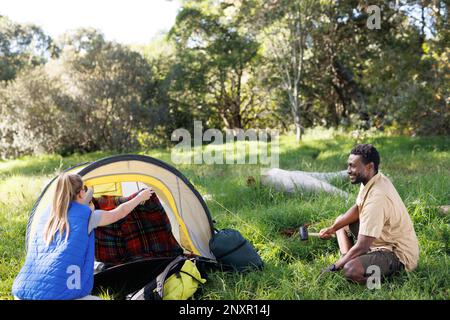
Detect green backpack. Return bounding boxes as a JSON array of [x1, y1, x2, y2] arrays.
[[209, 229, 264, 272]]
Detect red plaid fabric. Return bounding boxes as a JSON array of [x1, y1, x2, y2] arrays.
[[93, 191, 183, 265]]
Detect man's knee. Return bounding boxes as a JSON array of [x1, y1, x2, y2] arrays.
[[343, 259, 365, 282]]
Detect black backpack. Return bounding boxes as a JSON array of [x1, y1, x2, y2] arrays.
[[126, 256, 210, 300]]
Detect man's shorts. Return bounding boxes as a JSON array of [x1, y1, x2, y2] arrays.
[[347, 221, 405, 278]]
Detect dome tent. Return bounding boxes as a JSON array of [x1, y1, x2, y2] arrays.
[[26, 154, 216, 295]]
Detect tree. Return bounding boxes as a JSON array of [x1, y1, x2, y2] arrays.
[[170, 0, 261, 129], [0, 16, 56, 82], [256, 0, 316, 140], [56, 28, 155, 151], [0, 66, 74, 157], [0, 28, 158, 158]]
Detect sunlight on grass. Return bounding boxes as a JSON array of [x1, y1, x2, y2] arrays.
[[1, 132, 449, 300]]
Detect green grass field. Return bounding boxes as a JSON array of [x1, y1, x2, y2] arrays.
[[1, 130, 449, 300]]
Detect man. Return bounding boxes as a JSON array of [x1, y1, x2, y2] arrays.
[[319, 144, 419, 284]]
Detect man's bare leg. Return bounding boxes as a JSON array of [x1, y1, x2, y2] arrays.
[[336, 226, 353, 255], [330, 208, 359, 255], [332, 214, 354, 255]]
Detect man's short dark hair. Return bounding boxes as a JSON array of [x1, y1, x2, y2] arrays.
[[350, 144, 380, 172]]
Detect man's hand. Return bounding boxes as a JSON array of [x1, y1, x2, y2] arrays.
[[319, 226, 336, 240], [334, 235, 374, 270], [320, 264, 339, 274]]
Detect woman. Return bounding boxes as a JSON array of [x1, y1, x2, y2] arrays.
[[12, 172, 152, 300]]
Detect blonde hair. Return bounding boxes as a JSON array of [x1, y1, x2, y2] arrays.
[[43, 173, 84, 245]]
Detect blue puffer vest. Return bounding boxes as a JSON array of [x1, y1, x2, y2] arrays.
[[12, 202, 95, 300]]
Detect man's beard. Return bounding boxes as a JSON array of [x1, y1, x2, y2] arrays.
[[350, 173, 365, 185]]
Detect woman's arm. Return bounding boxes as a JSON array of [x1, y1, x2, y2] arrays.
[[97, 188, 153, 226]]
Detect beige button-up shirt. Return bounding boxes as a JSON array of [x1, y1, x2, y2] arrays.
[[356, 173, 419, 271]]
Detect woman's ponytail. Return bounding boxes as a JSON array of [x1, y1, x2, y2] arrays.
[[43, 173, 83, 245]]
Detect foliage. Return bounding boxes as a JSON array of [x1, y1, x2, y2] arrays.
[[0, 16, 57, 82], [0, 1, 449, 158], [169, 0, 263, 129], [0, 29, 158, 158]]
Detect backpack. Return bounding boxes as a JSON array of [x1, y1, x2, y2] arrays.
[[128, 256, 206, 300], [209, 229, 264, 272]]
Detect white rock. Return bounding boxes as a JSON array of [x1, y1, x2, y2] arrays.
[[261, 168, 349, 198]]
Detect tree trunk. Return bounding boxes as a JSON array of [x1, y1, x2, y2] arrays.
[[295, 118, 302, 141], [291, 91, 302, 141], [292, 98, 302, 141], [230, 110, 242, 129]]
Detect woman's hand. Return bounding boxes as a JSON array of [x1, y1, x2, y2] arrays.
[[98, 188, 154, 227], [138, 188, 153, 202]]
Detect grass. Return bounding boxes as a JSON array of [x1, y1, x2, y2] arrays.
[[1, 129, 449, 300]]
